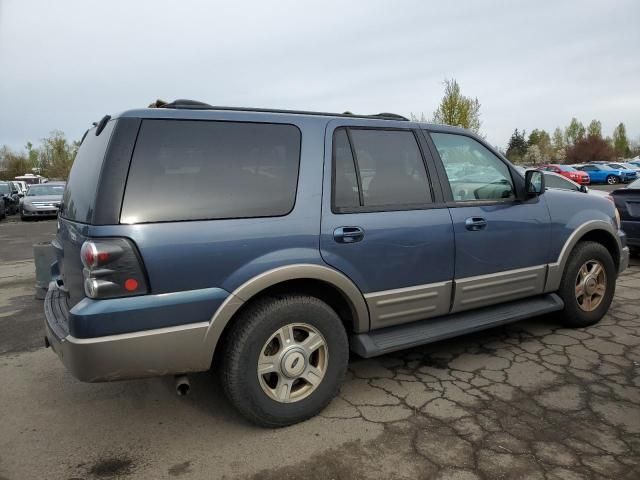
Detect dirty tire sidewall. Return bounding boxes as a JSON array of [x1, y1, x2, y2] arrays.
[[558, 241, 616, 328], [221, 295, 349, 428]]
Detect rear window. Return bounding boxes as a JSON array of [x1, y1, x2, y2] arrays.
[[121, 120, 301, 224], [62, 121, 116, 223]]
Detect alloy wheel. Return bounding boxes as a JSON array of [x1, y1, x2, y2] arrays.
[[257, 323, 328, 403], [575, 259, 607, 312]]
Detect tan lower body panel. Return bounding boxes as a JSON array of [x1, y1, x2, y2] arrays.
[[45, 319, 211, 382], [365, 281, 452, 329], [452, 265, 547, 313]]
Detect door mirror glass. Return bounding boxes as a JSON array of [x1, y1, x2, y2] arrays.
[[525, 170, 545, 195]]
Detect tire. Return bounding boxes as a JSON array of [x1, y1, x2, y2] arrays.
[[221, 294, 348, 427], [557, 241, 616, 328], [606, 175, 619, 185]]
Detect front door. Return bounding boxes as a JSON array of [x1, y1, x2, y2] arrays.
[[320, 120, 455, 329], [425, 131, 552, 312]]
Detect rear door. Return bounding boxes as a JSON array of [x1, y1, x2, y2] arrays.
[[320, 120, 455, 330], [424, 130, 552, 312]]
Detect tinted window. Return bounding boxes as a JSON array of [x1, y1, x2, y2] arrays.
[[430, 132, 515, 201], [0, 183, 9, 194], [344, 129, 431, 208], [332, 129, 360, 210], [62, 121, 115, 222], [121, 120, 301, 223]]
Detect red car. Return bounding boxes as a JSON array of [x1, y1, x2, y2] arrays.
[[539, 164, 590, 184]]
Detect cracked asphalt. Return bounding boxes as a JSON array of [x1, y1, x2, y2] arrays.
[[0, 216, 639, 480]]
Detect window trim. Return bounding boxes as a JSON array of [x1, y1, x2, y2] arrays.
[[330, 126, 437, 214], [422, 129, 524, 207], [119, 118, 302, 224]]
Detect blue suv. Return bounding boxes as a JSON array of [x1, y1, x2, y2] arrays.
[[44, 100, 629, 426]]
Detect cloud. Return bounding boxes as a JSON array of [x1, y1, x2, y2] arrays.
[[1, 0, 639, 149]]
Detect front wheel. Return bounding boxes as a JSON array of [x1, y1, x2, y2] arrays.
[[221, 294, 348, 427], [606, 175, 619, 185], [557, 241, 616, 328]]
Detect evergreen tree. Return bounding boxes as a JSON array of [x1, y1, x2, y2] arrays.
[[506, 129, 528, 163], [612, 122, 630, 158]]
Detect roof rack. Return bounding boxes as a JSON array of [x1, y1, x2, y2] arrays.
[[153, 99, 409, 121]]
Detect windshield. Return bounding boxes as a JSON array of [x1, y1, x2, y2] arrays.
[[558, 165, 577, 172], [27, 185, 65, 196], [0, 184, 9, 194]]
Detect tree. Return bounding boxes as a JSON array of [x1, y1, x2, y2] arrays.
[[505, 129, 528, 163], [432, 79, 482, 133], [38, 131, 77, 180], [587, 120, 602, 139], [565, 118, 585, 146], [0, 146, 31, 180], [612, 122, 630, 158], [523, 144, 542, 165], [527, 129, 552, 162], [552, 127, 566, 162], [565, 136, 615, 163], [409, 112, 428, 122]]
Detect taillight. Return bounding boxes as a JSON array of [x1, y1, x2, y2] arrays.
[[80, 239, 148, 299]]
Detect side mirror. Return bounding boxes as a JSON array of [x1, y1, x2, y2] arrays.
[[525, 170, 545, 196], [579, 185, 589, 193]]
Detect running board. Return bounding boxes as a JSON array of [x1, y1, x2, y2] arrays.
[[351, 293, 564, 358]]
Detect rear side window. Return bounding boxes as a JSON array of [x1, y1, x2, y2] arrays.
[[332, 128, 432, 212], [121, 120, 301, 223], [62, 121, 115, 223]]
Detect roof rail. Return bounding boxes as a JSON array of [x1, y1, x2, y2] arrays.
[[153, 99, 409, 121]]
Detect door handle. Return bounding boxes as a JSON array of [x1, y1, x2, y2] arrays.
[[334, 226, 364, 243], [465, 217, 487, 231]]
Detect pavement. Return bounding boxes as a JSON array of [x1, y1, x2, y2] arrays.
[[0, 214, 639, 480]]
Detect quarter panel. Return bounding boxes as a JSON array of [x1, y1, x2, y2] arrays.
[[86, 116, 327, 296]]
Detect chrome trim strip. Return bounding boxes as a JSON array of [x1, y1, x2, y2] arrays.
[[66, 321, 209, 344], [365, 281, 452, 329], [452, 265, 547, 313]]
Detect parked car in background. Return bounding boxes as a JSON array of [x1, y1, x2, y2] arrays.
[[574, 164, 635, 184], [13, 180, 28, 195], [611, 178, 640, 255], [605, 161, 640, 172], [44, 101, 628, 427], [0, 181, 20, 215], [0, 190, 6, 219], [20, 182, 65, 220], [539, 164, 590, 184], [629, 160, 640, 169], [514, 167, 611, 200]]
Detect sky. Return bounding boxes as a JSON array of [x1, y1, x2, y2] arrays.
[[1, 0, 639, 151]]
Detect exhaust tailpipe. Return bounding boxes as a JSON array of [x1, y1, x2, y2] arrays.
[[175, 374, 190, 396]]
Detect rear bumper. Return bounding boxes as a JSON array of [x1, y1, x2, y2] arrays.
[[621, 220, 640, 248], [44, 282, 222, 381]]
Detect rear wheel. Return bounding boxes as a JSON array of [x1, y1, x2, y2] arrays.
[[221, 294, 348, 427], [557, 241, 616, 328], [606, 175, 619, 185]]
